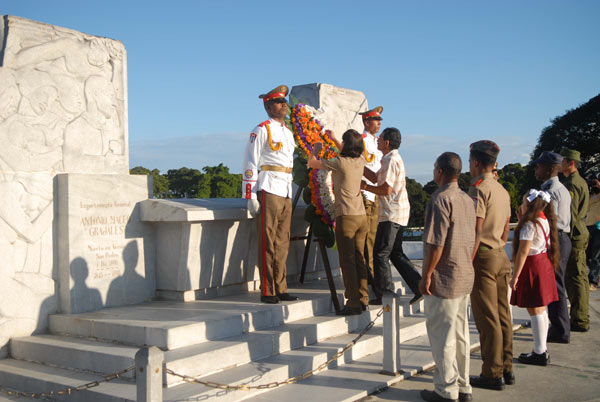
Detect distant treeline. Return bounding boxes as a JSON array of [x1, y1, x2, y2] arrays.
[[130, 163, 242, 199]]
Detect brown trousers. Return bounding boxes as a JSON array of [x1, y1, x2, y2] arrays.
[[257, 191, 292, 296], [470, 247, 513, 379], [363, 197, 378, 275], [335, 215, 369, 308]]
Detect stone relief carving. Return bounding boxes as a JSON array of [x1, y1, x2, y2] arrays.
[[0, 15, 129, 356], [0, 16, 127, 174]]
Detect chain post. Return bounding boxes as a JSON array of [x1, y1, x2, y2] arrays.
[[135, 346, 164, 402], [380, 292, 402, 376]]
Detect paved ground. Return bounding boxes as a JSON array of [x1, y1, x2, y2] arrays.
[[361, 290, 600, 402]]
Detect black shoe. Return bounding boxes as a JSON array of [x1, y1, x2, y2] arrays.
[[335, 306, 362, 316], [361, 304, 368, 311], [518, 351, 549, 366], [277, 293, 299, 301], [470, 374, 504, 390], [547, 333, 569, 344], [420, 389, 457, 402], [571, 323, 589, 332], [409, 293, 424, 305], [260, 295, 279, 304], [503, 371, 515, 385], [369, 297, 382, 305], [459, 393, 473, 402]]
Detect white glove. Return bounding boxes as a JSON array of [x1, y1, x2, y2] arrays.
[[247, 199, 261, 217]]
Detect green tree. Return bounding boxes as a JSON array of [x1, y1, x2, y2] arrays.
[[406, 177, 430, 227], [497, 163, 527, 221], [130, 166, 170, 198], [202, 163, 242, 198], [529, 93, 600, 183], [166, 167, 204, 198]]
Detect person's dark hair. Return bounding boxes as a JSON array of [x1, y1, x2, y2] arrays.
[[470, 150, 496, 168], [381, 127, 401, 150], [435, 152, 462, 179], [513, 196, 560, 271], [340, 129, 364, 158]]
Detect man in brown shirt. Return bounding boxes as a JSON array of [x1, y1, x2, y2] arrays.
[[468, 140, 514, 391], [419, 152, 475, 402]]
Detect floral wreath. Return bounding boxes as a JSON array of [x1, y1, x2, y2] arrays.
[[290, 103, 338, 227]]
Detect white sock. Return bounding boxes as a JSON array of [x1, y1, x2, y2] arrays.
[[543, 309, 549, 333], [531, 314, 547, 354]]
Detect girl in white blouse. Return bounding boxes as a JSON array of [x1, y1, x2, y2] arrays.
[[510, 189, 560, 366]]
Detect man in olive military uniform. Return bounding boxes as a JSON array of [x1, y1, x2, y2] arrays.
[[560, 148, 590, 332], [359, 106, 384, 303], [242, 85, 298, 304], [468, 140, 514, 391]]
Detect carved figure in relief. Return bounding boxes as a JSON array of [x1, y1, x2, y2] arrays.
[[63, 75, 124, 171], [0, 173, 52, 278], [2, 29, 125, 172]]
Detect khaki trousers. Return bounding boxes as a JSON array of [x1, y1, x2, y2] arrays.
[[363, 197, 378, 275], [470, 247, 513, 379], [425, 294, 472, 400], [566, 238, 590, 328], [257, 191, 292, 297], [335, 215, 369, 308]]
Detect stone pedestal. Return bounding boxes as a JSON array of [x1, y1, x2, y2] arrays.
[[57, 174, 154, 313]]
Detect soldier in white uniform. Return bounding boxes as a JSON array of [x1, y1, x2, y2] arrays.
[[359, 106, 384, 302], [242, 85, 298, 304]]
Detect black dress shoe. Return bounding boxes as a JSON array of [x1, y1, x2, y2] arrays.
[[503, 371, 515, 385], [518, 351, 549, 366], [335, 306, 362, 316], [571, 323, 589, 332], [459, 392, 472, 402], [470, 374, 504, 390], [260, 295, 279, 304], [409, 293, 424, 305], [547, 333, 569, 344], [420, 389, 457, 402], [369, 297, 382, 305], [277, 293, 299, 301]]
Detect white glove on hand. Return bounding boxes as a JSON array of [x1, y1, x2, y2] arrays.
[[247, 199, 261, 217]]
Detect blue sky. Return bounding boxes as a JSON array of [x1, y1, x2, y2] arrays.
[[4, 0, 600, 184]]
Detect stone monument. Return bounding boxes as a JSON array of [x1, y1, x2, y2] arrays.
[[0, 15, 153, 357]]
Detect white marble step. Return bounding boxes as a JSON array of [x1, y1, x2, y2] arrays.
[[244, 325, 482, 402], [0, 358, 134, 402], [11, 296, 421, 387], [48, 290, 341, 350], [0, 317, 427, 402], [47, 275, 417, 351], [164, 317, 425, 402]]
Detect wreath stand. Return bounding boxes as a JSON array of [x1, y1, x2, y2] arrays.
[[289, 185, 341, 313]]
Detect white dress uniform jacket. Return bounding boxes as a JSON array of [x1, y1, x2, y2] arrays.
[[361, 131, 383, 202], [242, 118, 295, 200]]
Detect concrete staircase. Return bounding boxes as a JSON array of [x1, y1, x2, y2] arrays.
[[0, 268, 531, 402]]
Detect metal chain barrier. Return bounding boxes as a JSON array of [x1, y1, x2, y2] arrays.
[[0, 364, 135, 399], [165, 307, 385, 391]]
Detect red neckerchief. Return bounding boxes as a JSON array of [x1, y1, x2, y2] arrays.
[[539, 211, 547, 219]]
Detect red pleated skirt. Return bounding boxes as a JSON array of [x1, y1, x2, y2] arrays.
[[510, 252, 558, 308]]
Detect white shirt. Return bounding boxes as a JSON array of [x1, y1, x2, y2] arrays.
[[241, 118, 295, 199], [519, 217, 551, 255], [361, 131, 382, 202], [376, 149, 410, 225]]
